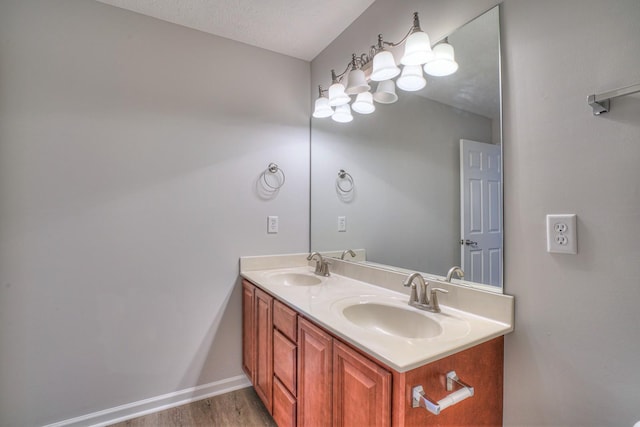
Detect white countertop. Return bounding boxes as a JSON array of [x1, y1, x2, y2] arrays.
[[240, 255, 514, 373]]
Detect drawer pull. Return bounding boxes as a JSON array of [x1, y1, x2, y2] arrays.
[[411, 371, 474, 415]]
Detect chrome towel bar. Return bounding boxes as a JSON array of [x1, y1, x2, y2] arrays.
[[588, 83, 640, 115], [412, 371, 474, 416]]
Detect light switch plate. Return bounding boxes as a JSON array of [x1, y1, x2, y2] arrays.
[[267, 216, 278, 234], [338, 216, 346, 232], [546, 214, 577, 254]]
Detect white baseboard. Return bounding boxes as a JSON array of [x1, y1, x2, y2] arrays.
[[43, 375, 252, 427]]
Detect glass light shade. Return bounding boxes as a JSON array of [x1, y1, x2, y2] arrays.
[[396, 65, 427, 92], [332, 104, 353, 123], [345, 69, 370, 95], [424, 42, 459, 77], [352, 92, 375, 114], [400, 31, 433, 65], [372, 80, 398, 104], [328, 82, 351, 106], [312, 96, 334, 118], [370, 51, 401, 82]]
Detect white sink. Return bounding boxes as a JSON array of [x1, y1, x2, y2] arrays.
[[342, 303, 443, 339], [268, 272, 322, 286]]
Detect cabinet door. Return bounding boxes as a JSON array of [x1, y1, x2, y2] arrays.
[[241, 280, 255, 380], [298, 318, 332, 427], [254, 288, 273, 413], [333, 341, 391, 427]]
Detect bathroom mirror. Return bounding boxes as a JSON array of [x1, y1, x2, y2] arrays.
[[310, 7, 503, 291]]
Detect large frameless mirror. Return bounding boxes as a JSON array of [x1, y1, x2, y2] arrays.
[[310, 6, 503, 292]]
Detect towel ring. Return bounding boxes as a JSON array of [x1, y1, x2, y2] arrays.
[[336, 169, 354, 193], [262, 163, 286, 190]]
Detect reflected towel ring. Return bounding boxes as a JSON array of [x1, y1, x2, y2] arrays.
[[336, 169, 354, 193], [262, 163, 286, 190]]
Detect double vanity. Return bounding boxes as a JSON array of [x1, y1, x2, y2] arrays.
[[240, 253, 514, 426]]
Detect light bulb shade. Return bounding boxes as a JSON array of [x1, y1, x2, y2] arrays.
[[424, 42, 459, 76], [370, 51, 401, 82], [352, 92, 376, 114], [400, 31, 433, 65], [312, 96, 334, 118], [396, 65, 427, 92], [373, 80, 398, 104], [345, 69, 370, 95], [332, 104, 353, 123], [328, 82, 351, 106]]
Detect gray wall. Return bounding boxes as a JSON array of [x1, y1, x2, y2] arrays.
[[2, 0, 640, 426], [310, 94, 492, 276], [312, 0, 640, 426], [501, 0, 640, 425], [0, 1, 309, 426]]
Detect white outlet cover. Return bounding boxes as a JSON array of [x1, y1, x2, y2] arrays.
[[546, 214, 577, 254]]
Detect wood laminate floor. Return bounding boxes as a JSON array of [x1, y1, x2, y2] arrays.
[[109, 387, 277, 427]]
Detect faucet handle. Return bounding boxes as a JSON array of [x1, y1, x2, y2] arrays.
[[430, 288, 449, 312], [319, 259, 331, 277]]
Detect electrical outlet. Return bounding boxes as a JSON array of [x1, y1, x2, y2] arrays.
[[267, 216, 278, 234], [546, 214, 577, 254]]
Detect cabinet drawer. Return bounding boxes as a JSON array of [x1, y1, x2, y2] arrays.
[[274, 300, 297, 342], [274, 329, 297, 395], [273, 377, 296, 427]]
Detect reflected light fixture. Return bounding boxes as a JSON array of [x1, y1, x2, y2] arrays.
[[423, 37, 459, 77], [396, 65, 427, 91], [352, 91, 376, 114], [312, 11, 459, 123], [312, 86, 334, 118], [332, 104, 354, 123], [373, 80, 398, 104]]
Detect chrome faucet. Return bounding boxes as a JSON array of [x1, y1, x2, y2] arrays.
[[307, 252, 330, 277], [403, 272, 448, 313], [445, 266, 464, 282], [340, 249, 356, 260]]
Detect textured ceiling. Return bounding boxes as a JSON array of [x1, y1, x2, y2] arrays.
[[96, 0, 376, 61]]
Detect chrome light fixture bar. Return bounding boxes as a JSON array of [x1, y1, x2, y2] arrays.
[[313, 12, 459, 122]]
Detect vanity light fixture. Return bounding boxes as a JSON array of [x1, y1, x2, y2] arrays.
[[345, 54, 371, 95], [328, 69, 351, 107], [312, 12, 459, 123]]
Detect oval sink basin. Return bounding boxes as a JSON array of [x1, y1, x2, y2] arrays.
[[269, 272, 322, 287], [342, 303, 443, 339]]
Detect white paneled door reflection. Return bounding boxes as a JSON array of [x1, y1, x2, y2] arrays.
[[460, 139, 502, 286]]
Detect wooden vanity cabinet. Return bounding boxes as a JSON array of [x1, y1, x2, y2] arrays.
[[333, 340, 391, 427], [254, 287, 274, 411], [242, 281, 255, 379], [242, 279, 504, 427], [297, 318, 333, 427], [272, 300, 298, 427], [242, 281, 275, 412]]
